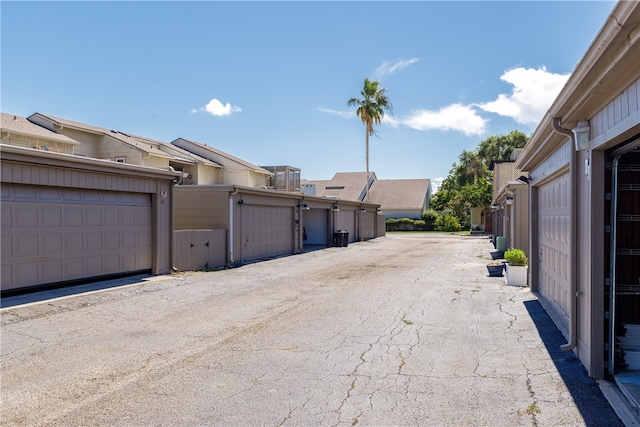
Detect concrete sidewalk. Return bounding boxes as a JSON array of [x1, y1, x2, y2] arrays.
[[0, 234, 628, 426]]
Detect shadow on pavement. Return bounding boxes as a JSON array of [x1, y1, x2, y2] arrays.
[[523, 300, 624, 426], [0, 274, 152, 309]]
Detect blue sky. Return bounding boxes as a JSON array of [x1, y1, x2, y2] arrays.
[[1, 1, 616, 190]]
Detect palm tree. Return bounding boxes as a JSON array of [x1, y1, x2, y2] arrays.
[[348, 78, 392, 202]]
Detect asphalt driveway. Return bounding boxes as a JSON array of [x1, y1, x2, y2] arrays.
[[0, 234, 623, 426]]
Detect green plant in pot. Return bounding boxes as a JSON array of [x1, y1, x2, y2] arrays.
[[504, 248, 528, 266], [504, 248, 528, 286]]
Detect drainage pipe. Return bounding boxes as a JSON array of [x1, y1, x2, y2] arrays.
[[551, 118, 578, 352], [228, 187, 240, 265]]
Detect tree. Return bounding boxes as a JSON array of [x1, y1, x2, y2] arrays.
[[477, 130, 528, 170], [348, 78, 392, 202], [432, 131, 529, 230]]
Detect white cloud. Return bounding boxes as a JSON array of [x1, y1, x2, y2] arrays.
[[477, 66, 569, 124], [431, 177, 443, 193], [317, 107, 353, 118], [192, 98, 242, 116], [372, 58, 419, 80], [402, 103, 487, 136]]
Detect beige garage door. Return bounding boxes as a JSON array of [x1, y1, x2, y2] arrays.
[[537, 172, 571, 325], [241, 205, 294, 261], [1, 183, 152, 292]]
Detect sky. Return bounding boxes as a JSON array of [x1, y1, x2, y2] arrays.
[[1, 1, 617, 191]]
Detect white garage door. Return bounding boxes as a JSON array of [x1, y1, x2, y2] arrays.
[[1, 183, 152, 292], [241, 205, 294, 261], [537, 173, 572, 324]]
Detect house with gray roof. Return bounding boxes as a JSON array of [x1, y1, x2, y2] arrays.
[[172, 137, 273, 188], [27, 113, 223, 185], [302, 172, 431, 219], [1, 113, 79, 154]]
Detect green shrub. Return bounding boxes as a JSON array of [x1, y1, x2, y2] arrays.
[[434, 214, 462, 232], [504, 248, 528, 266], [421, 209, 438, 231], [385, 217, 426, 231]]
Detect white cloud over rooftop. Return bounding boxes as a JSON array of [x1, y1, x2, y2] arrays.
[[477, 66, 569, 124]]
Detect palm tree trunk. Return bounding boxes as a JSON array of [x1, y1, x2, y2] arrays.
[[365, 128, 369, 202]]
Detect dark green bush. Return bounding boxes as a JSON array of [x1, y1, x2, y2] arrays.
[[421, 209, 438, 231], [434, 214, 462, 232]]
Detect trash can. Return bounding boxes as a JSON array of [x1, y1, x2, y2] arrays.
[[496, 236, 506, 252], [333, 230, 349, 247]]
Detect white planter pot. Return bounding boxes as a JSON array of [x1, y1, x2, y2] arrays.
[[505, 264, 528, 287]]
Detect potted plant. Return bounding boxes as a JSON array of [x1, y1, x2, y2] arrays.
[[504, 248, 528, 286], [486, 260, 504, 277]]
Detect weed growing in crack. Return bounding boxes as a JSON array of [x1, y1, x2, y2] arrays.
[[402, 318, 413, 325], [521, 403, 541, 415]]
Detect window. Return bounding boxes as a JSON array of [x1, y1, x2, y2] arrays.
[[115, 157, 125, 163]]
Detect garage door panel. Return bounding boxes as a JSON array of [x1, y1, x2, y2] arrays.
[[1, 183, 153, 292], [64, 258, 83, 278], [241, 205, 293, 261], [538, 173, 572, 323], [41, 233, 62, 253], [85, 256, 103, 275], [2, 234, 12, 257], [65, 233, 83, 252], [16, 206, 37, 227], [15, 234, 38, 256], [40, 260, 62, 282], [64, 207, 83, 226], [15, 262, 38, 287]]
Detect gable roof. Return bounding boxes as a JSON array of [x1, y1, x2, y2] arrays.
[[28, 112, 174, 159], [172, 137, 273, 176], [367, 179, 431, 210], [27, 113, 219, 167], [301, 171, 375, 201], [1, 113, 79, 145]]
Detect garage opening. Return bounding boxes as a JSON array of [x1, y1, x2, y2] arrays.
[[605, 134, 640, 401]]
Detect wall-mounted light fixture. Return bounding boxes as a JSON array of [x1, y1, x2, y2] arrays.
[[572, 120, 590, 151], [238, 199, 244, 205], [505, 196, 514, 206], [360, 208, 367, 213], [297, 203, 310, 210], [332, 204, 340, 212]]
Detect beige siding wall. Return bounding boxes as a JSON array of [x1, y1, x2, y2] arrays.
[[223, 169, 250, 186], [197, 164, 221, 185], [493, 163, 514, 201], [96, 135, 143, 163], [142, 155, 170, 169], [511, 185, 529, 252], [248, 171, 268, 187], [174, 187, 229, 230], [1, 161, 159, 193], [2, 134, 75, 155], [591, 77, 640, 143], [60, 128, 100, 158]]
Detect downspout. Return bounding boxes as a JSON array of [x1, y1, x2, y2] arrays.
[[229, 187, 240, 265], [552, 118, 578, 352]]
